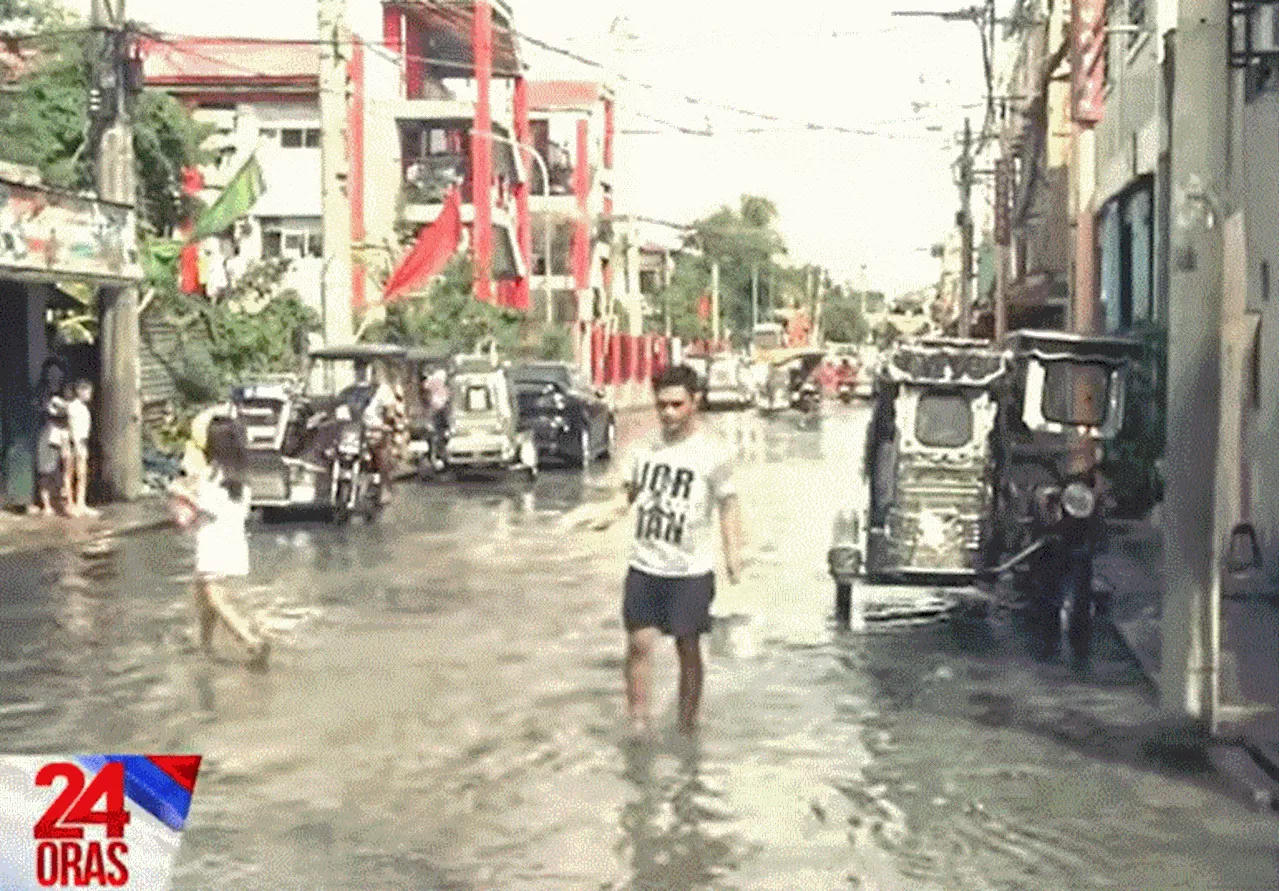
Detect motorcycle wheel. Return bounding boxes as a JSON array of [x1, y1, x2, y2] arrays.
[[835, 582, 852, 626], [332, 480, 353, 525]]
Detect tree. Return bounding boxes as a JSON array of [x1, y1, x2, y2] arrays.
[[821, 288, 870, 345], [0, 0, 212, 236]]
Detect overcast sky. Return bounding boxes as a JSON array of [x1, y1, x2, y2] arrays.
[[80, 0, 999, 296]]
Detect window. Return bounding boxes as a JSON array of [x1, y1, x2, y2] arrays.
[[464, 385, 493, 412], [1126, 0, 1147, 46], [260, 217, 322, 261], [259, 128, 278, 141], [1042, 362, 1110, 426], [279, 128, 320, 148], [914, 393, 973, 448]]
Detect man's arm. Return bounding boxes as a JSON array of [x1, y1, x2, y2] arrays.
[[559, 479, 636, 532], [719, 493, 744, 584]]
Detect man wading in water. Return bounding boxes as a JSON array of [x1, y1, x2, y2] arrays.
[[564, 365, 744, 735]]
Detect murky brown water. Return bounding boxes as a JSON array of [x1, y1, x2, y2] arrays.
[[1, 407, 1275, 890]]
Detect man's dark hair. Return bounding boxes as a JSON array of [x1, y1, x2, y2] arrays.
[[204, 416, 249, 501], [652, 364, 701, 398]]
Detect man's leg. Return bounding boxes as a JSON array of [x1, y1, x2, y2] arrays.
[[675, 635, 704, 734], [625, 627, 658, 732]]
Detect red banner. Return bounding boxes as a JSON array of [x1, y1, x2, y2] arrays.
[[383, 187, 462, 302], [1071, 0, 1106, 125]]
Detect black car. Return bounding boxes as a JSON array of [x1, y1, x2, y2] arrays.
[[511, 362, 617, 467]]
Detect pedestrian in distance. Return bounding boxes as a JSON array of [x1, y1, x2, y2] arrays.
[[562, 364, 745, 736], [170, 415, 269, 669], [66, 380, 99, 518]]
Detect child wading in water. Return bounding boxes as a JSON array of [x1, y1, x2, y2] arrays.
[[172, 416, 270, 668]]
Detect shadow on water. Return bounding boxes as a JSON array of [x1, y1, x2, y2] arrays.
[[617, 735, 740, 891]]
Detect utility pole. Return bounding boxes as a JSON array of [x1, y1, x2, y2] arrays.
[[1159, 0, 1230, 728], [710, 259, 721, 346], [319, 0, 354, 351], [751, 264, 759, 331], [993, 153, 1011, 341], [957, 117, 975, 338], [91, 0, 141, 501]]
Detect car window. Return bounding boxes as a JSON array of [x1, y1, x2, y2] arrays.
[[1042, 361, 1109, 426], [915, 393, 973, 447]]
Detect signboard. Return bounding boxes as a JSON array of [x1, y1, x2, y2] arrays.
[[994, 157, 1012, 245], [1071, 0, 1107, 124], [0, 180, 142, 283]]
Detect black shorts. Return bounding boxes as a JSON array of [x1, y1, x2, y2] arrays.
[[623, 568, 715, 638]]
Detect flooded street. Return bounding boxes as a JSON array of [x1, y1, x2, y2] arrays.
[[1, 406, 1275, 890]]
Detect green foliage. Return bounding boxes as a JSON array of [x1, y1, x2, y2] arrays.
[[822, 288, 870, 344], [144, 253, 319, 403], [364, 256, 524, 354], [0, 0, 212, 235], [536, 326, 574, 362]]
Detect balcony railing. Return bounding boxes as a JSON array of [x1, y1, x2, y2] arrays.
[[402, 153, 469, 204]]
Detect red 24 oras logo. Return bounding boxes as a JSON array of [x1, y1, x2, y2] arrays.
[[32, 762, 131, 888]]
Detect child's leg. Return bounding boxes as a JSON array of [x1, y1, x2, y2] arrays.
[[194, 580, 218, 650], [204, 584, 263, 651], [74, 450, 91, 510]]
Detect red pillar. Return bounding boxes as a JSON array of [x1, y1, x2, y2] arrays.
[[348, 38, 366, 312], [591, 324, 606, 385], [603, 98, 614, 170], [470, 0, 494, 303], [608, 333, 623, 385], [383, 5, 404, 94], [572, 118, 590, 290], [404, 15, 423, 99], [512, 76, 532, 312]]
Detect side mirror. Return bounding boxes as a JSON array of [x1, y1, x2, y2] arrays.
[[1226, 522, 1262, 575], [595, 388, 607, 400]]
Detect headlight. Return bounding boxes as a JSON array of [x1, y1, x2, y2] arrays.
[[1061, 481, 1096, 519]]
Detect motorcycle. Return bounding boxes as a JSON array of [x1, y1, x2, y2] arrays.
[[795, 381, 822, 415], [328, 420, 384, 524]]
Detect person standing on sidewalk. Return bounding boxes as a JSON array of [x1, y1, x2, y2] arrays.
[[66, 380, 99, 518], [564, 364, 745, 735], [171, 416, 269, 669]]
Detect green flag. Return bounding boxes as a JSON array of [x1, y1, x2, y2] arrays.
[[191, 154, 266, 240]]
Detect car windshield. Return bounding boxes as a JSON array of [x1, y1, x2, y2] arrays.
[[512, 366, 569, 388], [1041, 361, 1109, 426], [708, 361, 739, 385], [915, 392, 973, 447]]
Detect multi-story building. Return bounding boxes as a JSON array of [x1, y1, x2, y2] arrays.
[[140, 37, 335, 312], [369, 0, 530, 309], [524, 80, 617, 328], [1001, 0, 1074, 331]]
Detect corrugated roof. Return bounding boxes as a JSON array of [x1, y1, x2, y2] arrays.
[[528, 80, 605, 110], [140, 37, 320, 87]]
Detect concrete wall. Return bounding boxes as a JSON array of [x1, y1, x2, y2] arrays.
[[1237, 87, 1278, 581]]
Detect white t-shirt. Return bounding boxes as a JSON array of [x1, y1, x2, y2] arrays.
[[194, 474, 251, 579], [67, 399, 91, 445], [624, 428, 736, 577]]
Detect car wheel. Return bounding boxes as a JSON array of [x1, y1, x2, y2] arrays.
[[580, 427, 591, 470]]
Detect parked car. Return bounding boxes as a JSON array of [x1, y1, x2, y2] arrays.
[[511, 362, 616, 468], [682, 356, 711, 406], [704, 355, 754, 409]]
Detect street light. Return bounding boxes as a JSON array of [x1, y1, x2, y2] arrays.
[[470, 129, 554, 323]]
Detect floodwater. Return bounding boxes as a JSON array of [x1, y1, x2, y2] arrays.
[[0, 406, 1274, 890]]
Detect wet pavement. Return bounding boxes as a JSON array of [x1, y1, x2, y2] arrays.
[[0, 405, 1276, 890]]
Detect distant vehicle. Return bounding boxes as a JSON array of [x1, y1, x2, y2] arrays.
[[443, 355, 538, 480], [752, 322, 786, 354], [681, 356, 711, 406], [704, 355, 754, 410], [511, 362, 616, 468]]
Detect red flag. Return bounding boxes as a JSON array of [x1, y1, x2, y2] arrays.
[[697, 294, 711, 320], [383, 187, 462, 302]]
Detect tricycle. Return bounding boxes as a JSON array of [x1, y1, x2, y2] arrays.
[[440, 354, 538, 481], [827, 331, 1144, 667]]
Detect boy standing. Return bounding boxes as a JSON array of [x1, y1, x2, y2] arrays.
[[66, 380, 98, 518]]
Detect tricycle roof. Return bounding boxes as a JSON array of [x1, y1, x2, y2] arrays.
[[308, 343, 408, 361], [1003, 329, 1143, 364], [885, 342, 1007, 387]]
